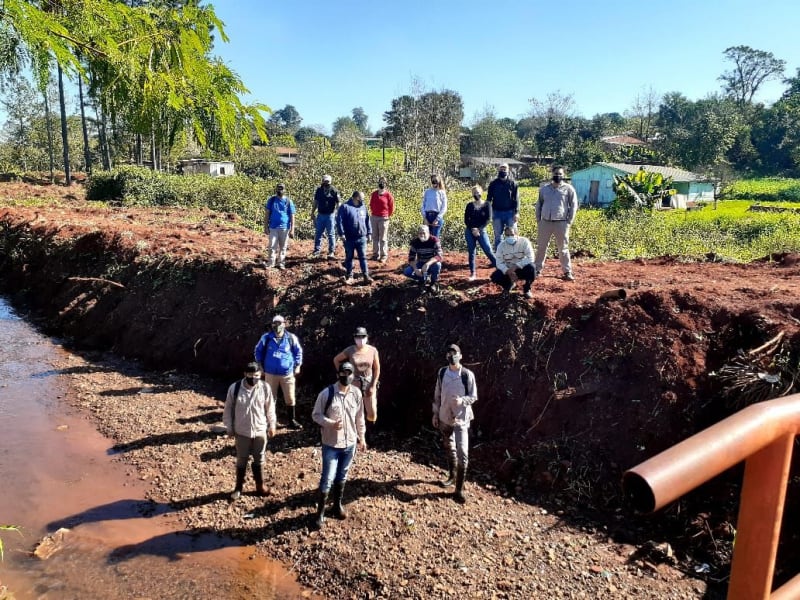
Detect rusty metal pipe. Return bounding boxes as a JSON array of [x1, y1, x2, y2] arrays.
[[623, 393, 800, 513]]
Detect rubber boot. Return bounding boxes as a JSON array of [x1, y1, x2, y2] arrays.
[[252, 461, 268, 497], [331, 481, 347, 520], [314, 491, 328, 529], [453, 466, 466, 504], [231, 467, 246, 500], [288, 405, 302, 430], [439, 458, 456, 488]]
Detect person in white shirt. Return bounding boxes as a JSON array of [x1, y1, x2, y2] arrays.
[[490, 224, 537, 298], [223, 362, 277, 500], [421, 174, 448, 238], [432, 344, 478, 503]]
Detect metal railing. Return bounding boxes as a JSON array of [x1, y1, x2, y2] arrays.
[[623, 393, 800, 600]]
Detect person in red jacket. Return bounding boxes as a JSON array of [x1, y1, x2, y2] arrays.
[[369, 176, 395, 263]]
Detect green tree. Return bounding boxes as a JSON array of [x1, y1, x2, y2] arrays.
[[719, 45, 786, 106], [351, 106, 370, 135]]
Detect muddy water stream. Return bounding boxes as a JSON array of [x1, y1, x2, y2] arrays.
[[0, 297, 311, 599]]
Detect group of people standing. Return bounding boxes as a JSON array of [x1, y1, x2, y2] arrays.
[[223, 319, 478, 528], [261, 164, 579, 296]]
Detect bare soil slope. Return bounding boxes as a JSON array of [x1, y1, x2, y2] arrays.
[[2, 193, 800, 598]]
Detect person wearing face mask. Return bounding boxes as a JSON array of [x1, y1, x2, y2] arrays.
[[254, 315, 304, 429], [486, 163, 519, 250], [421, 174, 448, 238], [534, 165, 579, 281], [463, 184, 497, 281], [404, 224, 443, 293], [491, 224, 536, 298], [369, 177, 395, 263], [336, 190, 373, 285], [310, 174, 341, 259], [333, 327, 381, 425], [264, 183, 296, 270], [432, 344, 478, 504], [223, 362, 277, 500], [311, 361, 366, 528]]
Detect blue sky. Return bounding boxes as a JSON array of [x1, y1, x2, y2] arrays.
[[212, 0, 798, 133]]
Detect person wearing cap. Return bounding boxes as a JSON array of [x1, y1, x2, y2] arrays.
[[487, 163, 519, 250], [311, 361, 366, 528], [421, 174, 448, 238], [490, 224, 536, 299], [335, 190, 373, 285], [333, 327, 381, 424], [534, 165, 578, 281], [223, 361, 277, 500], [253, 315, 304, 429], [311, 174, 340, 259], [403, 224, 443, 293], [369, 176, 395, 263], [432, 344, 478, 504], [264, 183, 296, 269]]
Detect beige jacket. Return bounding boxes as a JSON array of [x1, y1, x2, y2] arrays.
[[312, 383, 365, 448]]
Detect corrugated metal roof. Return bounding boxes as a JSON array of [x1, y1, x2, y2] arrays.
[[601, 135, 647, 146], [462, 156, 526, 166], [596, 162, 704, 182]]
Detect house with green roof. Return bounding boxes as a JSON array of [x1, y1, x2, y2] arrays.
[[569, 163, 715, 209]]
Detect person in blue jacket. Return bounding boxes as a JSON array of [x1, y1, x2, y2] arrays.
[[336, 190, 373, 285], [254, 314, 304, 429]]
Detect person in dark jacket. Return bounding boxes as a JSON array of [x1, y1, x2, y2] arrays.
[[336, 191, 373, 285], [486, 163, 519, 250], [310, 174, 340, 259], [463, 184, 496, 280]]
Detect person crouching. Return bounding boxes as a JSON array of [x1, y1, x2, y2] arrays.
[[311, 361, 366, 528], [490, 224, 536, 298]]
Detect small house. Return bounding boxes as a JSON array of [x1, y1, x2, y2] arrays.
[[179, 159, 235, 177], [570, 162, 715, 209]]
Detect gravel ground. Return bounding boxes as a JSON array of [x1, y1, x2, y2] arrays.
[[52, 349, 711, 600]]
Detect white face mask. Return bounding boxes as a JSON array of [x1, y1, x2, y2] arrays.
[[355, 337, 366, 348]]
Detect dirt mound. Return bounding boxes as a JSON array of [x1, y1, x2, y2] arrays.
[[2, 199, 800, 594]]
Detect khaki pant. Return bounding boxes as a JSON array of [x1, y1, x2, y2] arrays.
[[534, 220, 572, 275], [264, 373, 296, 406], [370, 216, 390, 260]]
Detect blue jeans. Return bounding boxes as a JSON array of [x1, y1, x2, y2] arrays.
[[428, 217, 444, 238], [465, 227, 496, 274], [319, 444, 356, 493], [343, 236, 368, 276], [404, 260, 441, 283], [314, 214, 335, 254], [492, 209, 516, 250]]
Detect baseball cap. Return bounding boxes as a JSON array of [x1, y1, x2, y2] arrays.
[[322, 174, 332, 183], [339, 361, 354, 373], [272, 315, 285, 324], [354, 327, 368, 337], [446, 344, 461, 354]]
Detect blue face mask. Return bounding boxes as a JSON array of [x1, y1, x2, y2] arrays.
[[506, 236, 517, 244], [498, 171, 507, 178]]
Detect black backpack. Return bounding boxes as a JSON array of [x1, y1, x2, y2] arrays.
[[438, 367, 470, 391]]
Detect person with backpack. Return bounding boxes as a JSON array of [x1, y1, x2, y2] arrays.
[[432, 344, 478, 504], [333, 326, 381, 424], [254, 315, 304, 429], [486, 163, 519, 250], [223, 361, 277, 500], [311, 361, 366, 528]]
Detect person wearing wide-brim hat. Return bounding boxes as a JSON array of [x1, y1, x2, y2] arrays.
[[311, 361, 366, 528]]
